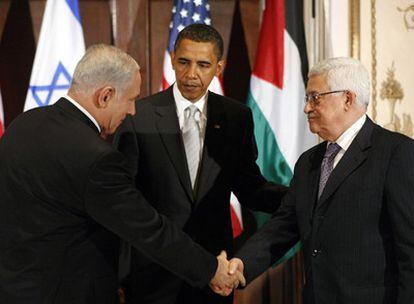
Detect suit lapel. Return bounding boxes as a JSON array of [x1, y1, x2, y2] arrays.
[[317, 117, 374, 207], [196, 93, 225, 204], [154, 88, 193, 201]]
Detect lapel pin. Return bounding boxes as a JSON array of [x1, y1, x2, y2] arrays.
[[214, 124, 221, 129]]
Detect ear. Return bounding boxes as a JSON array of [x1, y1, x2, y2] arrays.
[[344, 90, 356, 110], [170, 51, 176, 70], [215, 59, 225, 77], [95, 86, 115, 109]]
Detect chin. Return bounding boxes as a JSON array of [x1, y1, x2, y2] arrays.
[[183, 94, 197, 101], [109, 127, 118, 135], [307, 123, 318, 134]]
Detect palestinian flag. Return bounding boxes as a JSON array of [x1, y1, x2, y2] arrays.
[[247, 0, 316, 259]]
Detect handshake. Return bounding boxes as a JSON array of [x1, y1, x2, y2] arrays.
[[209, 251, 245, 296]]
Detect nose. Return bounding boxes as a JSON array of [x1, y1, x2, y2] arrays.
[[304, 101, 312, 114], [186, 63, 197, 79]]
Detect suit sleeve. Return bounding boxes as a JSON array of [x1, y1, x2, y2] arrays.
[[385, 138, 414, 304], [235, 172, 300, 283], [232, 108, 288, 213], [83, 149, 217, 289]]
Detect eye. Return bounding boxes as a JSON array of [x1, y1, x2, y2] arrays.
[[304, 93, 320, 105], [178, 59, 189, 66], [199, 63, 210, 68]]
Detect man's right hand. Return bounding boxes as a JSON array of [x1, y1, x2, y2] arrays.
[[209, 251, 246, 296], [228, 257, 244, 278]]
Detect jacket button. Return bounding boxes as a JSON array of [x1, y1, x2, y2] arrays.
[[312, 249, 320, 257]]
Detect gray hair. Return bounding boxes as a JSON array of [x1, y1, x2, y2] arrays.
[[70, 44, 139, 96], [309, 57, 370, 108]]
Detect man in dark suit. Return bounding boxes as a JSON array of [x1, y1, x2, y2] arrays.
[[0, 44, 243, 304], [228, 57, 414, 304], [115, 24, 287, 304]]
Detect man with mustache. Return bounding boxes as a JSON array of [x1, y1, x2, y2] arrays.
[[115, 24, 287, 304], [229, 57, 414, 304]]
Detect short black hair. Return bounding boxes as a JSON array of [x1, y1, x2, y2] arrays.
[[174, 24, 224, 60]]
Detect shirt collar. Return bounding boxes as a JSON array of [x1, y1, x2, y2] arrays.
[[64, 95, 101, 133], [173, 83, 207, 120], [331, 114, 366, 151]]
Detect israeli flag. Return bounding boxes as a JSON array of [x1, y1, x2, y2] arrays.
[[24, 0, 85, 111]]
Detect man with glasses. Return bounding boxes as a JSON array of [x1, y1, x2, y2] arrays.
[[228, 57, 414, 304]]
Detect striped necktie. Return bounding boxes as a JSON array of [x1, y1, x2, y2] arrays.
[[318, 143, 341, 199]]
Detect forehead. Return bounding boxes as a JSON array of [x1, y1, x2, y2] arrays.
[[306, 73, 329, 92], [175, 39, 217, 61]]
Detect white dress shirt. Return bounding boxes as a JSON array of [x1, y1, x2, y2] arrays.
[[64, 95, 101, 133], [330, 114, 366, 168]]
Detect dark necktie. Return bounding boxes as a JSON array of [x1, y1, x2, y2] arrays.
[[318, 143, 341, 199]]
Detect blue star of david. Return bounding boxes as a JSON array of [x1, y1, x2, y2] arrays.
[[30, 62, 72, 107]]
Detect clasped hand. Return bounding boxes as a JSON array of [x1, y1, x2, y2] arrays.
[[209, 251, 245, 296]]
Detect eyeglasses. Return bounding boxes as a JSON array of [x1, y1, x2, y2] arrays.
[[304, 90, 347, 106]]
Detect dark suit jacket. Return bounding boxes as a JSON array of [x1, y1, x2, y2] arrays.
[[115, 87, 286, 304], [236, 117, 414, 304], [0, 98, 218, 304]]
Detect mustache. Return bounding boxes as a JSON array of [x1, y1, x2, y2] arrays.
[[307, 112, 318, 119]]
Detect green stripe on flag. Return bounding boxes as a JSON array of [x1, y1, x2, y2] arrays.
[[274, 241, 302, 266], [247, 91, 293, 186], [247, 90, 301, 266]]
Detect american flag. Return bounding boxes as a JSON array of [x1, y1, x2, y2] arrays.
[[167, 0, 211, 52], [161, 0, 222, 93], [161, 0, 243, 238]]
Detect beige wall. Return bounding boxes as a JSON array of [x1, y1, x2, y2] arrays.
[[360, 0, 413, 138]]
